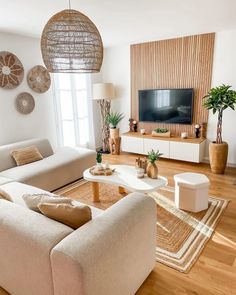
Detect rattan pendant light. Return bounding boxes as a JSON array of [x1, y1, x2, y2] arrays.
[[41, 0, 103, 73]]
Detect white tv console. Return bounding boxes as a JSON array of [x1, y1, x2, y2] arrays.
[[121, 132, 206, 163]]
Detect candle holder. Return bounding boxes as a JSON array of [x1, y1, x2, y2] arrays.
[[194, 124, 201, 138], [133, 120, 138, 132]]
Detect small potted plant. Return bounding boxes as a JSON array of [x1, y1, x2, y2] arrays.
[[147, 149, 163, 179], [203, 84, 236, 174], [152, 128, 170, 138], [106, 111, 124, 138], [96, 152, 103, 170]]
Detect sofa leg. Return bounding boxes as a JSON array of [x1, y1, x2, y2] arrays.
[[92, 182, 100, 202]]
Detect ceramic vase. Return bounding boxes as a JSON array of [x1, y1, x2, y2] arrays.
[[209, 142, 228, 174], [147, 162, 158, 179], [110, 128, 119, 139]]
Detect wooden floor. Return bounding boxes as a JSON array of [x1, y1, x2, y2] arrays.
[[1, 153, 236, 295], [106, 153, 236, 295]]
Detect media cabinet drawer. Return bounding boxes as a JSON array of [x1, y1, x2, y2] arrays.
[[169, 142, 200, 162], [143, 139, 169, 158], [121, 136, 144, 154]]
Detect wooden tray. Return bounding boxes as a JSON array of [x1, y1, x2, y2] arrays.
[[89, 166, 115, 176]]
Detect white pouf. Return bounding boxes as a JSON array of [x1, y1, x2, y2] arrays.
[[174, 172, 210, 212]]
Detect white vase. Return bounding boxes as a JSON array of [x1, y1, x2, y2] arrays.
[[96, 163, 103, 170]]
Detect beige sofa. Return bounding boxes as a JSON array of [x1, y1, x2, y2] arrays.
[[0, 181, 156, 295], [0, 138, 96, 191]]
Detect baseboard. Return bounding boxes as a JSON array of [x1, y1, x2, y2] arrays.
[[202, 156, 236, 168], [202, 157, 210, 164]]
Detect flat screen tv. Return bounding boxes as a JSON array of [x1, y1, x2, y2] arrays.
[[139, 88, 194, 124]]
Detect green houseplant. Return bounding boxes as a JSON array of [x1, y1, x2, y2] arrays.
[[154, 128, 169, 133], [151, 127, 170, 138], [203, 84, 236, 173], [146, 149, 163, 179], [106, 111, 124, 139], [96, 152, 103, 170]]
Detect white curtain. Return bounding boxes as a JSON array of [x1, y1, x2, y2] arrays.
[[52, 73, 95, 149]]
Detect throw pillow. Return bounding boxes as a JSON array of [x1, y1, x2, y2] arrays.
[[22, 193, 72, 213], [38, 203, 92, 229], [11, 145, 43, 166], [0, 188, 12, 202]]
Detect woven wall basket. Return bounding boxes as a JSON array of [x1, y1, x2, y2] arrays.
[[27, 65, 51, 93], [16, 92, 35, 114], [41, 9, 103, 73], [0, 51, 24, 89]]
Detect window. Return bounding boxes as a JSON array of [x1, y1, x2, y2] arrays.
[[53, 73, 94, 148]]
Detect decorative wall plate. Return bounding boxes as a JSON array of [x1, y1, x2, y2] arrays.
[[16, 92, 35, 114], [27, 65, 51, 93], [0, 51, 24, 89]]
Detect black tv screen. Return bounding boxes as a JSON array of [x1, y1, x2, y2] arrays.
[[139, 88, 194, 124]]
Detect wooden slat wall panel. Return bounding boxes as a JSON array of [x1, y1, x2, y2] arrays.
[[131, 33, 215, 136]]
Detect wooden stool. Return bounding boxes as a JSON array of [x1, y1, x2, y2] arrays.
[[109, 137, 121, 155]]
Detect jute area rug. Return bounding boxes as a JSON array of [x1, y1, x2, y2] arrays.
[[54, 180, 229, 273]]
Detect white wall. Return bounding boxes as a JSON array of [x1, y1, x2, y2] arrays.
[[208, 29, 236, 165], [0, 32, 57, 148], [101, 30, 236, 165], [101, 46, 130, 134]]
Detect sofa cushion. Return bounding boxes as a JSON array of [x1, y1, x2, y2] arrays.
[[0, 182, 103, 219], [11, 145, 43, 166], [0, 146, 96, 191], [39, 203, 92, 229], [0, 138, 53, 172], [0, 176, 14, 186], [22, 193, 72, 212]]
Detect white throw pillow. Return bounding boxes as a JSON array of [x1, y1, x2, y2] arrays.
[[22, 193, 72, 212]]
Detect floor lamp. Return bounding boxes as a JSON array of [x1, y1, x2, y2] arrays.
[[93, 83, 115, 153]]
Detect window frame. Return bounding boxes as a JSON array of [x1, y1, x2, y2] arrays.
[[52, 73, 94, 148]]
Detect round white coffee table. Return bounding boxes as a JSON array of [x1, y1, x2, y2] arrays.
[[83, 164, 168, 202]]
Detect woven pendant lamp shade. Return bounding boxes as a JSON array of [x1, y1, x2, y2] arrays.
[[41, 9, 103, 73]]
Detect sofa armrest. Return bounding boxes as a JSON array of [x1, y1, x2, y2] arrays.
[[51, 193, 156, 295], [0, 200, 73, 295]]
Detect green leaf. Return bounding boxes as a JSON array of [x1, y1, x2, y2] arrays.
[[106, 111, 124, 128]]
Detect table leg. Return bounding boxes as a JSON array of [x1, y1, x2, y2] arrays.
[[92, 182, 100, 202], [118, 186, 126, 194]]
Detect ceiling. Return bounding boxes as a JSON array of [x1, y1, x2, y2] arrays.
[[0, 0, 236, 47]]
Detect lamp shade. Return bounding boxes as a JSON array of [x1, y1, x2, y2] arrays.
[[41, 9, 103, 73], [93, 83, 115, 100]]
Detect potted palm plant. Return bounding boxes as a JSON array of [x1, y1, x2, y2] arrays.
[[203, 84, 236, 174], [147, 149, 163, 179], [106, 111, 124, 139]]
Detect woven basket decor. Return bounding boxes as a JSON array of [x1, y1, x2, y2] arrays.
[[16, 92, 35, 114], [27, 65, 51, 93], [41, 9, 103, 73], [0, 51, 24, 89]]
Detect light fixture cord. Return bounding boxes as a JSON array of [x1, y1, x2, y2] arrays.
[[69, 0, 71, 9]]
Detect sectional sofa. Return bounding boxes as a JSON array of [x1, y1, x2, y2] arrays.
[[0, 181, 156, 295], [0, 138, 96, 191], [0, 138, 157, 295]]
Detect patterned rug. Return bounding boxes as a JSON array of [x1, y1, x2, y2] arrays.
[[54, 180, 229, 273]]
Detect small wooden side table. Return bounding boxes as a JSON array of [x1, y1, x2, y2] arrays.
[[109, 137, 121, 155]]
